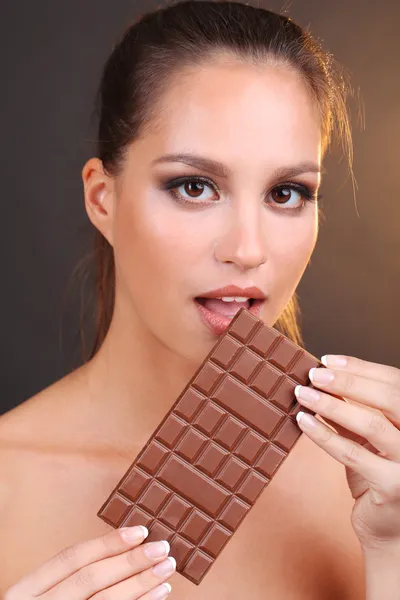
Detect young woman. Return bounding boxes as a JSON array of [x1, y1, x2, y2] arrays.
[[1, 2, 399, 599]]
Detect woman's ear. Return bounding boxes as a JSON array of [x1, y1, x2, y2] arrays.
[[82, 158, 116, 246]]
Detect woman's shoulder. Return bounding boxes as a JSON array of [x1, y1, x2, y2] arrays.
[[0, 362, 120, 492], [0, 370, 78, 482], [0, 368, 114, 591], [0, 366, 84, 440], [0, 366, 91, 523]]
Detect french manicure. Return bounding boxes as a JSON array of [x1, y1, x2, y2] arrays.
[[144, 540, 170, 558], [309, 367, 334, 384], [296, 411, 317, 429], [152, 556, 176, 577], [120, 525, 148, 543], [295, 385, 320, 403], [151, 582, 172, 599], [321, 355, 348, 368]]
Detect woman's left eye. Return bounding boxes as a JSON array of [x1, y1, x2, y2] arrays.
[[268, 184, 316, 210]]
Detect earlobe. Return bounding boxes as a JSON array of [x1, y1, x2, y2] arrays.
[[82, 157, 115, 246]]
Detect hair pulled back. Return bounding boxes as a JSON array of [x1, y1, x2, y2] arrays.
[[78, 0, 353, 360]]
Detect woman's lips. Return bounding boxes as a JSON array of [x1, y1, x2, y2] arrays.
[[194, 298, 264, 335]]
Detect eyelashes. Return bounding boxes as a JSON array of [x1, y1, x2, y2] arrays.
[[160, 175, 322, 212]]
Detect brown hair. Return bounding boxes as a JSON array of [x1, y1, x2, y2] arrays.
[[76, 0, 354, 361]]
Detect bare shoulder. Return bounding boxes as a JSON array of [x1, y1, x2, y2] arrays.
[[0, 366, 84, 445], [0, 370, 116, 592]]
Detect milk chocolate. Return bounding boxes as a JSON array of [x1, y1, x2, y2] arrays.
[[98, 309, 319, 584]]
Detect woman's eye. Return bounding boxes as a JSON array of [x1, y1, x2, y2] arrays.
[[269, 186, 306, 209], [166, 178, 218, 203]]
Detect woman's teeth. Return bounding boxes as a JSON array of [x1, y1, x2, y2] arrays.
[[219, 296, 249, 302]]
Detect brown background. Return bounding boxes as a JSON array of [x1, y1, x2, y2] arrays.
[[1, 0, 399, 414]]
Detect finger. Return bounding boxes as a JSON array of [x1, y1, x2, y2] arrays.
[[16, 526, 148, 597], [316, 414, 368, 446], [321, 354, 400, 388], [295, 386, 400, 461], [319, 414, 386, 455], [313, 411, 385, 454], [92, 556, 176, 600], [309, 367, 400, 427], [139, 582, 172, 600], [42, 540, 170, 600], [296, 411, 393, 487]]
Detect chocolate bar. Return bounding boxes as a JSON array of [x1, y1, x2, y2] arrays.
[[97, 309, 319, 584]]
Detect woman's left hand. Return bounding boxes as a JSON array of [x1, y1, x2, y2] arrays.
[[294, 354, 400, 552]]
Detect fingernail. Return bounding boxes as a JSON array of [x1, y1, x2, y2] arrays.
[[309, 367, 334, 384], [152, 556, 176, 577], [144, 540, 170, 559], [296, 411, 317, 429], [151, 583, 172, 599], [321, 355, 347, 368], [294, 385, 320, 404], [120, 525, 148, 543]]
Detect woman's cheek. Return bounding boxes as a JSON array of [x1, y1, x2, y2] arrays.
[[273, 220, 318, 291], [283, 213, 318, 265], [114, 201, 198, 299]]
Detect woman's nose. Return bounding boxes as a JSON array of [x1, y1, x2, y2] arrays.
[[213, 207, 268, 271]]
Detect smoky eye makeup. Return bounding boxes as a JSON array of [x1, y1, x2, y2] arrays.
[[157, 172, 322, 212]]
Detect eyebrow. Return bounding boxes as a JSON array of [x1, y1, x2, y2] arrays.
[[152, 152, 321, 180]]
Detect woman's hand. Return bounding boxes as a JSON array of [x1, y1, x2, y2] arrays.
[[294, 354, 400, 551], [4, 526, 175, 600]]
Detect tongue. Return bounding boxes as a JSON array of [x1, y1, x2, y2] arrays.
[[201, 298, 250, 316]]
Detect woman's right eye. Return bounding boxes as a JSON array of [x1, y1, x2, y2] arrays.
[[162, 176, 220, 204]]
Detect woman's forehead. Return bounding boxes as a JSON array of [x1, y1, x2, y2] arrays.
[[149, 61, 321, 151]]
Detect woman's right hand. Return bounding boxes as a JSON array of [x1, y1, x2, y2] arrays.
[[4, 525, 175, 600]]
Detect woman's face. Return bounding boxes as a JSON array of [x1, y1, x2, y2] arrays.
[[105, 59, 321, 364]]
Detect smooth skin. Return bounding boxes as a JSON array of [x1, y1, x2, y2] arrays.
[[0, 55, 399, 598]]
